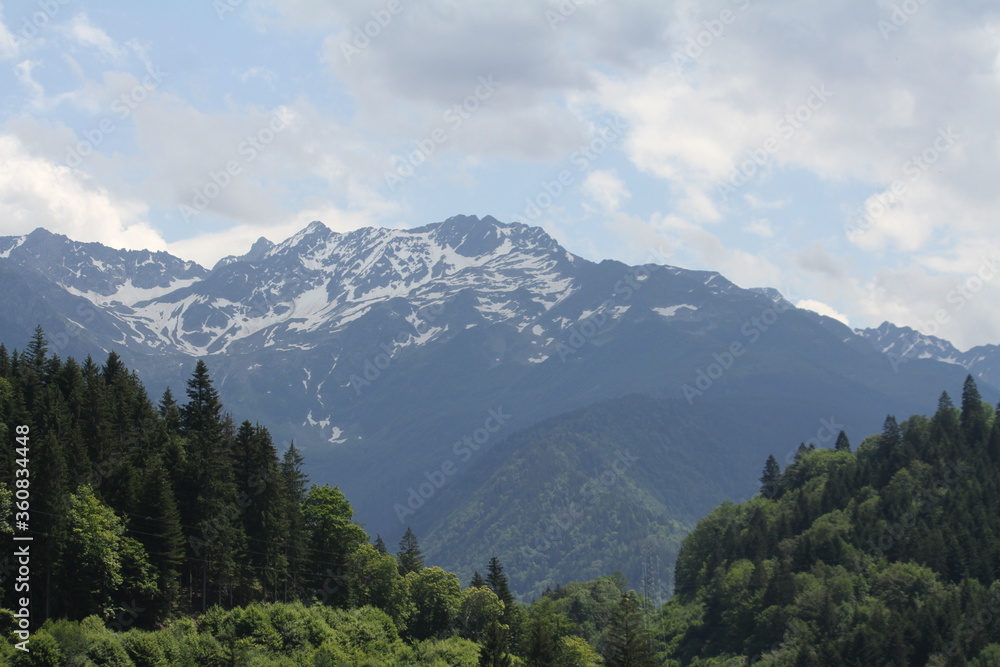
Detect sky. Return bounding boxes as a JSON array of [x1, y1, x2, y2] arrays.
[[1, 0, 999, 350]]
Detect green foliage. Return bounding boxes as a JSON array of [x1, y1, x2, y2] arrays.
[[558, 635, 605, 666], [412, 636, 482, 666], [347, 543, 413, 629], [655, 379, 1000, 665], [602, 593, 657, 666], [455, 586, 503, 644], [302, 484, 369, 607], [521, 596, 574, 665], [60, 485, 157, 620], [406, 567, 463, 641], [9, 628, 64, 666]]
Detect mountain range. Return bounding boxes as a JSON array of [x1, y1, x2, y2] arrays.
[[2, 215, 996, 596]]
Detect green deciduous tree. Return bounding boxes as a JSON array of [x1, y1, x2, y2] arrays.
[[302, 484, 368, 607], [59, 485, 157, 620], [406, 567, 462, 641]]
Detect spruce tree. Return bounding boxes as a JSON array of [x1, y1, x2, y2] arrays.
[[280, 442, 309, 601], [134, 454, 186, 618], [233, 421, 287, 602], [834, 430, 851, 452], [603, 593, 657, 666], [487, 556, 521, 651], [159, 386, 181, 434], [760, 455, 781, 497], [398, 527, 425, 575], [179, 361, 243, 610], [0, 342, 9, 377], [374, 534, 388, 555], [470, 571, 487, 588], [24, 325, 48, 375], [961, 375, 988, 445]]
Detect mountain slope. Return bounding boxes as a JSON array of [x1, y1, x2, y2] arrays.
[[654, 379, 1000, 665], [413, 394, 740, 601], [0, 216, 996, 564]]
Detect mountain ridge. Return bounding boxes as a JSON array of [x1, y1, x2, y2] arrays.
[[1, 216, 997, 585]]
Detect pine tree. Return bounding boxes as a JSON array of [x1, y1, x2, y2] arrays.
[[470, 571, 487, 588], [961, 375, 988, 445], [760, 454, 781, 498], [479, 619, 514, 667], [988, 405, 1000, 464], [24, 325, 48, 376], [603, 593, 657, 667], [881, 415, 902, 451], [134, 454, 186, 618], [33, 430, 71, 620], [835, 430, 851, 452], [398, 527, 425, 575], [487, 556, 521, 651], [233, 421, 287, 602], [159, 386, 181, 433], [279, 441, 309, 601], [374, 534, 388, 555], [486, 557, 514, 608], [179, 361, 243, 610]]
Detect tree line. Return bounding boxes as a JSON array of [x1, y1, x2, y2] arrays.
[[0, 327, 655, 665]]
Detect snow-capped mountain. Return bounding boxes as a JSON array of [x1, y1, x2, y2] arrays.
[[855, 321, 1000, 390], [116, 216, 582, 356], [0, 227, 207, 306], [0, 215, 993, 543]]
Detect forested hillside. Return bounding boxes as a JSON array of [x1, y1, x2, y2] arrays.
[[418, 394, 743, 601], [0, 328, 651, 665], [654, 378, 1000, 665]]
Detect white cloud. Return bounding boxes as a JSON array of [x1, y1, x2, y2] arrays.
[[797, 299, 850, 326], [583, 170, 629, 212], [743, 218, 774, 238], [165, 207, 379, 267], [63, 13, 123, 59], [0, 133, 165, 251], [0, 6, 19, 60]]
